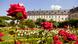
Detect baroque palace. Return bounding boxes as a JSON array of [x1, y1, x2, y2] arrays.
[[27, 10, 69, 22]]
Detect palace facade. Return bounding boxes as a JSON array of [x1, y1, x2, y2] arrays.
[[27, 10, 69, 22]]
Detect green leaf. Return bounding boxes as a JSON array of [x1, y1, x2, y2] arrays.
[[17, 12, 22, 17]]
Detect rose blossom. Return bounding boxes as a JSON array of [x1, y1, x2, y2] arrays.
[[41, 22, 53, 31], [58, 30, 69, 36], [54, 40, 63, 44], [7, 3, 27, 19], [0, 32, 4, 37], [59, 30, 77, 41], [74, 40, 78, 44], [67, 34, 77, 41], [53, 35, 59, 41], [53, 35, 63, 44], [16, 41, 21, 44]]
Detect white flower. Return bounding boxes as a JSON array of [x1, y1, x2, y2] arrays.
[[24, 32, 26, 34], [18, 33, 20, 36], [21, 34, 23, 36]]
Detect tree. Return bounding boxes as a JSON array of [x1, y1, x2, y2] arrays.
[[68, 19, 78, 28], [69, 7, 78, 13]]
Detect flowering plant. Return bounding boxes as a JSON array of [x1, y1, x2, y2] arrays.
[[0, 32, 4, 42], [7, 3, 27, 19], [58, 30, 69, 36], [53, 35, 63, 44], [0, 32, 4, 37], [41, 22, 53, 31], [59, 30, 77, 42]]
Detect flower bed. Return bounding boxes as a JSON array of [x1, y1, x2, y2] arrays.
[[0, 27, 78, 44]]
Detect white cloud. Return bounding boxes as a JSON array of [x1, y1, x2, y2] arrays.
[[51, 5, 62, 10], [19, 3, 24, 6]]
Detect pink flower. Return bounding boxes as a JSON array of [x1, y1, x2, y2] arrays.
[[7, 3, 27, 19]]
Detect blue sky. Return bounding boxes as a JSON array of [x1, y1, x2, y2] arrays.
[[0, 0, 78, 16]]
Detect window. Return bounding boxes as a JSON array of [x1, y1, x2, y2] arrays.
[[49, 16, 51, 18], [64, 11, 66, 12], [44, 16, 45, 18], [61, 18, 64, 20], [51, 16, 53, 18], [65, 18, 68, 20], [53, 16, 57, 18], [53, 16, 55, 18], [59, 16, 60, 18]]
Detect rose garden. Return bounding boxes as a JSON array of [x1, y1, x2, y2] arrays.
[[0, 3, 78, 44]]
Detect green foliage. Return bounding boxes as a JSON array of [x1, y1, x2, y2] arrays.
[[48, 19, 55, 23], [0, 20, 8, 27], [53, 22, 59, 27], [69, 7, 78, 13], [35, 18, 47, 26], [0, 16, 12, 20], [68, 19, 78, 28], [9, 20, 15, 26], [16, 12, 22, 17], [24, 19, 36, 28], [9, 31, 15, 35]]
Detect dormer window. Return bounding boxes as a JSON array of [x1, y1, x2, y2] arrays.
[[64, 11, 66, 12]]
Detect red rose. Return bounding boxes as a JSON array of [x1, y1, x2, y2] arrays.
[[59, 30, 77, 41], [16, 41, 21, 44], [41, 22, 53, 31], [67, 34, 77, 41], [58, 30, 69, 36], [53, 35, 59, 41], [7, 3, 27, 19], [0, 32, 4, 37], [53, 40, 63, 44], [53, 35, 63, 44], [74, 40, 78, 44]]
